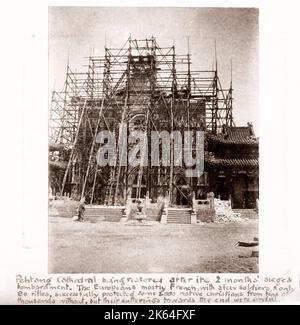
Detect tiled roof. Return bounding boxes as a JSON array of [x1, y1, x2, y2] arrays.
[[207, 125, 259, 145], [205, 154, 259, 168]]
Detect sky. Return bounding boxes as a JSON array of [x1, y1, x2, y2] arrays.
[[49, 7, 259, 134]]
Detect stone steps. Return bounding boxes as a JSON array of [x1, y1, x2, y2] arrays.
[[84, 205, 125, 222], [166, 208, 192, 224]]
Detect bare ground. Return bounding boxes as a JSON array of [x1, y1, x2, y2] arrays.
[[49, 217, 258, 273]]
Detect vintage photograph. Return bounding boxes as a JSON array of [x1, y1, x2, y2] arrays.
[[48, 7, 259, 273]]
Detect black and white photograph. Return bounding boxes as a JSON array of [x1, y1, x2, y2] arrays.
[[48, 7, 259, 274], [1, 0, 300, 307]]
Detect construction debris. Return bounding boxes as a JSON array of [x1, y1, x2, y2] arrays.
[[214, 199, 247, 223]]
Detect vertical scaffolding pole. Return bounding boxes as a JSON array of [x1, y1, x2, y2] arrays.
[[60, 99, 87, 196], [113, 38, 131, 204], [187, 41, 191, 187], [168, 45, 176, 205], [81, 86, 106, 199]]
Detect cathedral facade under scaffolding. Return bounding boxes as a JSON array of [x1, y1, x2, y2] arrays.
[[49, 37, 259, 218]]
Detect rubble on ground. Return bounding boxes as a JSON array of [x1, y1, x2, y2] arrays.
[[214, 199, 248, 223]]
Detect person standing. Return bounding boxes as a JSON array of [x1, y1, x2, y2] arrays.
[[77, 197, 86, 222]]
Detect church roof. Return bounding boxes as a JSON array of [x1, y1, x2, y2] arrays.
[[207, 123, 259, 145], [206, 153, 259, 168]]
